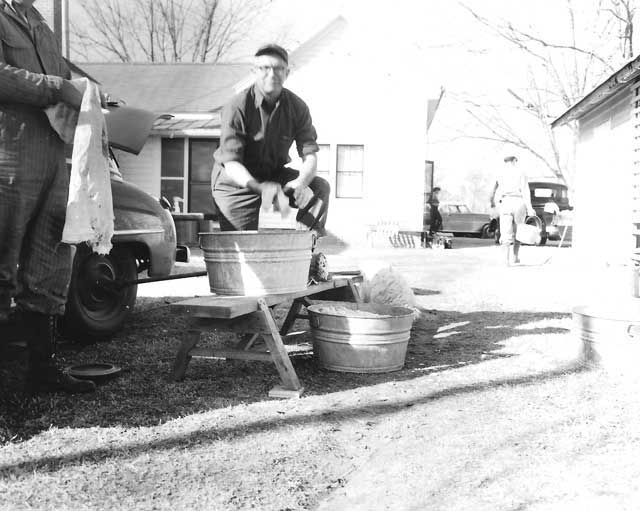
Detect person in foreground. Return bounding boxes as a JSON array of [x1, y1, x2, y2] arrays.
[[211, 43, 329, 235], [0, 0, 94, 393], [489, 155, 535, 266]]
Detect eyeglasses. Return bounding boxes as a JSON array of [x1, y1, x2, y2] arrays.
[[256, 64, 287, 75]]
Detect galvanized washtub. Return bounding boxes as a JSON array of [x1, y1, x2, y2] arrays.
[[573, 299, 640, 372], [199, 229, 314, 296], [307, 301, 414, 373]]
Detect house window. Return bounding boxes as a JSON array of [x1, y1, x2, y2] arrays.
[[161, 137, 219, 213], [336, 144, 364, 198], [189, 138, 218, 215], [161, 138, 185, 211], [316, 144, 330, 181]]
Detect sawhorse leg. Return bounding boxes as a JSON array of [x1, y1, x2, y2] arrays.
[[171, 328, 200, 381], [257, 298, 304, 398], [279, 299, 303, 336]]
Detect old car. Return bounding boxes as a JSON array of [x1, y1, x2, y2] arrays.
[[62, 105, 182, 340], [528, 180, 571, 244], [438, 203, 495, 238]]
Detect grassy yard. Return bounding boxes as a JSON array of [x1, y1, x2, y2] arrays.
[[1, 243, 638, 510]]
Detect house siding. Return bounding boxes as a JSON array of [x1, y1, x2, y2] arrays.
[[285, 35, 430, 241], [575, 87, 633, 265], [632, 79, 640, 265]]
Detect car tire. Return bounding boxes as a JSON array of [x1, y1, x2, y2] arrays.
[[481, 224, 493, 239], [63, 245, 138, 340]]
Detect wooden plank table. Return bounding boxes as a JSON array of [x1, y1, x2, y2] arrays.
[[170, 276, 362, 398]]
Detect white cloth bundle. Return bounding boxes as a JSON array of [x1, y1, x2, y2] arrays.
[[56, 78, 114, 255], [260, 183, 291, 217]]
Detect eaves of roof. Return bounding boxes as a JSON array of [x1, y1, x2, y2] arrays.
[[153, 115, 220, 131], [150, 114, 221, 137], [552, 54, 640, 128]]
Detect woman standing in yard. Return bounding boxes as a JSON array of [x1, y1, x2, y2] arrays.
[[489, 155, 535, 266]]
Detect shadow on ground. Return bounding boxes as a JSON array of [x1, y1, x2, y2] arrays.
[[0, 296, 571, 444]]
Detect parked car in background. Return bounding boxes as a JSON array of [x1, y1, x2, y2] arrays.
[[438, 203, 495, 238], [527, 180, 572, 245], [62, 105, 181, 340]]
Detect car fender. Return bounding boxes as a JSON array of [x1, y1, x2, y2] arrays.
[[111, 179, 176, 277]]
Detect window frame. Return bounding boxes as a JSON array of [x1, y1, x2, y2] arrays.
[[335, 143, 364, 199], [160, 137, 188, 212], [160, 136, 219, 213]]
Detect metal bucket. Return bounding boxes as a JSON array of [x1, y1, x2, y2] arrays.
[[307, 301, 414, 373], [199, 229, 313, 295], [573, 300, 640, 372], [515, 222, 541, 245]]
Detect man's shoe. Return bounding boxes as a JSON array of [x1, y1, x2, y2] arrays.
[[28, 365, 96, 394]]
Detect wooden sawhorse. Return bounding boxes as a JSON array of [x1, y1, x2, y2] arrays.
[[170, 277, 361, 398]]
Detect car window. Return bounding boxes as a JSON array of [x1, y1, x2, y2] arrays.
[[458, 205, 471, 213], [533, 188, 554, 198]]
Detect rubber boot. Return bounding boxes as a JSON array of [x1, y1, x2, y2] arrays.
[[23, 311, 95, 394], [0, 308, 22, 345]]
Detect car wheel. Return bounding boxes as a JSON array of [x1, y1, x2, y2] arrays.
[[481, 224, 493, 239], [63, 245, 138, 340]]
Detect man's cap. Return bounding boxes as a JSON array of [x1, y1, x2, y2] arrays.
[[255, 43, 288, 64], [504, 155, 518, 163]]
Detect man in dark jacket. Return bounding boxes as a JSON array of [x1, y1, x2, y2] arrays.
[[212, 43, 329, 234], [0, 0, 95, 393]]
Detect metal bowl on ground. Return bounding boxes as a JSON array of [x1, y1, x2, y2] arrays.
[[199, 229, 314, 296], [307, 301, 414, 373], [66, 363, 122, 382]]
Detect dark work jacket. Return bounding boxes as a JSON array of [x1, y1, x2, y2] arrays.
[[213, 84, 318, 184], [0, 3, 69, 168]]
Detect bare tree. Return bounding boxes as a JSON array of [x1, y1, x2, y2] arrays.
[[604, 0, 636, 58], [71, 0, 268, 63], [457, 0, 636, 183]]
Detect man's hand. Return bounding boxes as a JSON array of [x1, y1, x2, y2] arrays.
[[283, 178, 314, 208], [60, 79, 86, 109]]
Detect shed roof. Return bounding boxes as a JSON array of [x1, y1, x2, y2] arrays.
[[74, 62, 252, 113], [552, 54, 640, 128]]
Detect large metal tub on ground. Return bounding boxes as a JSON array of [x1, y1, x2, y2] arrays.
[[199, 229, 314, 296], [307, 301, 414, 373], [573, 299, 640, 372]]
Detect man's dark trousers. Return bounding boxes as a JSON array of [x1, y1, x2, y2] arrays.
[[212, 166, 330, 234]]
